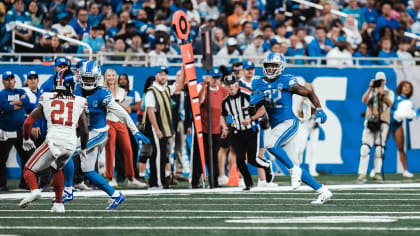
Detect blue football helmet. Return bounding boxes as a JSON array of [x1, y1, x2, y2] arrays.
[[55, 69, 76, 93], [263, 52, 286, 80], [78, 60, 101, 90]]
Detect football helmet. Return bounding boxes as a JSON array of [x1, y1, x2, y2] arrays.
[[263, 52, 286, 80], [54, 69, 76, 93], [78, 60, 101, 90]]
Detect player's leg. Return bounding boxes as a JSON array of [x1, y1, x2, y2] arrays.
[[232, 134, 252, 189], [358, 125, 374, 181], [245, 132, 272, 183]]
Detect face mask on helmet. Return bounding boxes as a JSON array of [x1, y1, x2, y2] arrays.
[[79, 61, 101, 90], [55, 69, 75, 93], [263, 53, 286, 80]]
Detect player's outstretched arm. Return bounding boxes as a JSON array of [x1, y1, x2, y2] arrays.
[[107, 100, 139, 135], [77, 111, 89, 150], [23, 104, 44, 140], [290, 84, 327, 123]]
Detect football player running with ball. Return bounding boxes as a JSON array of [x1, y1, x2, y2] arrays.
[[245, 52, 332, 204]]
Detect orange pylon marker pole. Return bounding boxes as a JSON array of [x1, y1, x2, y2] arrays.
[[172, 10, 207, 180]]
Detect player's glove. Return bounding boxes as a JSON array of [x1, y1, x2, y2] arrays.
[[134, 131, 150, 144], [22, 138, 35, 151], [78, 149, 87, 162], [314, 108, 327, 124], [250, 91, 265, 106]]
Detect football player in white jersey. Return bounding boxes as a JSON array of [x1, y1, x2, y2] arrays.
[[19, 69, 89, 213]]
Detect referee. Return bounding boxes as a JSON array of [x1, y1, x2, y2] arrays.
[[221, 75, 273, 190]]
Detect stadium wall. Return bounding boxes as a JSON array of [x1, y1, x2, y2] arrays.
[[3, 65, 419, 178]]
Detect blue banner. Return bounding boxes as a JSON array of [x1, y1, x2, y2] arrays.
[[2, 65, 419, 178]]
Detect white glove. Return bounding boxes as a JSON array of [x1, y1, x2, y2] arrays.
[[78, 149, 87, 161], [22, 138, 35, 151]]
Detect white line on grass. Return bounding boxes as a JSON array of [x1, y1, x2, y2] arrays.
[[57, 197, 420, 201], [1, 226, 420, 231], [1, 210, 420, 214]]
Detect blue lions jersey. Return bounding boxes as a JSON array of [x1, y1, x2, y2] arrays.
[[252, 74, 298, 127], [74, 85, 112, 131]]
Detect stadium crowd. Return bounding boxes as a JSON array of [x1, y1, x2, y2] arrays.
[[0, 0, 419, 65]]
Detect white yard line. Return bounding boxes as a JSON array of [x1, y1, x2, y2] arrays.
[[2, 183, 420, 200], [1, 226, 420, 231]]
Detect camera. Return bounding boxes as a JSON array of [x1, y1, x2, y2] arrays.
[[372, 79, 383, 88]]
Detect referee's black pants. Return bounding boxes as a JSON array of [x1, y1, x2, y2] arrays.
[[232, 130, 269, 188], [149, 134, 169, 188], [192, 132, 220, 187]]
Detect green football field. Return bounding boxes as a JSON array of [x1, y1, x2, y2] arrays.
[[1, 174, 420, 236]]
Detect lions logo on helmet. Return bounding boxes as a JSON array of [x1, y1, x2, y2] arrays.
[[263, 52, 286, 80], [55, 69, 76, 92], [79, 60, 101, 90]]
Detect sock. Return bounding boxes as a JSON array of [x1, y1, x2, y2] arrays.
[[23, 168, 39, 190], [64, 187, 73, 193], [84, 171, 115, 196], [111, 191, 120, 198], [267, 146, 294, 169], [165, 171, 171, 177], [51, 168, 64, 203], [139, 172, 145, 177], [301, 168, 322, 191], [63, 158, 74, 188]]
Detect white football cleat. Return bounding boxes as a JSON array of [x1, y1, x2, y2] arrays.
[[290, 167, 302, 190], [19, 189, 42, 208], [257, 179, 268, 187], [108, 178, 118, 187], [311, 186, 333, 205], [217, 175, 229, 186], [51, 203, 65, 213], [74, 181, 92, 191], [127, 178, 147, 188], [403, 170, 414, 178]]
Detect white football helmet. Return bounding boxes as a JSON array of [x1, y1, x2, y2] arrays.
[[78, 60, 101, 90], [263, 52, 286, 80]]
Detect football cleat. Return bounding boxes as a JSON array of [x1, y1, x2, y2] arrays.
[[74, 181, 92, 191], [290, 167, 302, 190], [403, 170, 414, 178], [51, 203, 65, 213], [264, 160, 274, 183], [108, 178, 118, 187], [127, 178, 147, 188], [373, 173, 383, 181], [19, 189, 42, 208], [52, 189, 73, 203], [107, 192, 125, 209], [217, 175, 229, 186], [356, 174, 367, 183], [311, 186, 333, 205]]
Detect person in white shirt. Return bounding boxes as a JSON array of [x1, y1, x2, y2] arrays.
[[243, 32, 265, 63], [326, 41, 353, 66], [148, 36, 168, 67], [215, 37, 240, 67]]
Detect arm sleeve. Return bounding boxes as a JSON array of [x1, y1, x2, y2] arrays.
[[107, 100, 139, 135]]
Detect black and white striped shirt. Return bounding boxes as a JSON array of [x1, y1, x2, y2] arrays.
[[221, 89, 256, 132]]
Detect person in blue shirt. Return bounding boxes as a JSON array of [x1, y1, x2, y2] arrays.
[[286, 35, 305, 65], [69, 8, 90, 40], [374, 3, 400, 41], [407, 0, 420, 22], [88, 2, 103, 27], [388, 81, 415, 178], [247, 52, 332, 204], [0, 71, 31, 191], [60, 61, 150, 209], [353, 42, 373, 65], [377, 37, 397, 65], [77, 24, 105, 54], [341, 0, 366, 29], [362, 0, 379, 25], [307, 26, 334, 63]]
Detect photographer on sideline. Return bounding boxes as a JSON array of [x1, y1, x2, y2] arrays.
[[357, 72, 393, 182]]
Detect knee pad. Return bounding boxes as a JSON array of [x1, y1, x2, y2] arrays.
[[375, 146, 385, 157], [360, 144, 371, 157]]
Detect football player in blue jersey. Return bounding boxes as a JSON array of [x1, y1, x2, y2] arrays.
[[60, 61, 150, 209], [246, 52, 333, 204]]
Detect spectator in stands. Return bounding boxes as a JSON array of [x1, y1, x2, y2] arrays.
[[116, 20, 137, 44], [103, 14, 120, 40], [307, 26, 334, 59], [326, 41, 353, 67], [353, 42, 373, 65], [237, 21, 254, 51], [286, 35, 305, 65], [77, 24, 105, 54], [52, 12, 77, 39], [271, 8, 287, 30], [116, 0, 133, 14], [274, 24, 289, 45], [374, 3, 400, 42], [215, 37, 240, 67], [264, 41, 281, 58], [31, 33, 52, 62], [362, 0, 379, 25], [227, 2, 250, 37], [65, 0, 91, 16], [48, 0, 67, 21], [407, 0, 420, 22], [243, 32, 264, 62], [1, 0, 32, 53], [88, 2, 103, 27], [213, 27, 227, 52], [0, 71, 31, 191], [198, 0, 220, 21], [101, 3, 113, 19], [398, 11, 412, 31], [343, 15, 362, 49], [342, 0, 366, 29], [294, 27, 309, 51], [377, 37, 397, 65], [261, 25, 274, 52], [184, 0, 200, 28], [309, 2, 338, 30], [327, 24, 345, 45], [148, 36, 168, 66], [69, 8, 90, 40], [249, 6, 260, 29], [38, 14, 53, 32], [126, 34, 146, 64], [397, 40, 415, 66], [104, 69, 145, 188], [50, 35, 63, 53], [27, 0, 42, 27]]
